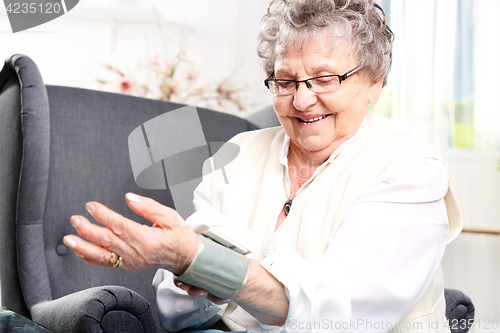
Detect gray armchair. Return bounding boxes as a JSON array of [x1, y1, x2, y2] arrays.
[[0, 54, 474, 333], [0, 54, 257, 333]]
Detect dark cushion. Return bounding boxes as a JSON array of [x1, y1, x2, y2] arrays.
[[245, 105, 280, 128], [31, 286, 156, 333], [444, 288, 475, 333]]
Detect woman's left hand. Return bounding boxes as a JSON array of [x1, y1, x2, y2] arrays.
[[172, 278, 231, 305], [63, 193, 199, 275]]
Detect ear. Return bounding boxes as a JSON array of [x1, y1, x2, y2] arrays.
[[367, 80, 384, 105]]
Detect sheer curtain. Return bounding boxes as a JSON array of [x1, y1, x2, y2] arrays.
[[372, 0, 457, 150], [474, 0, 500, 151], [372, 0, 500, 230], [373, 0, 500, 326]]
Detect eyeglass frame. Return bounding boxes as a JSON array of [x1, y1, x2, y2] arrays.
[[264, 66, 362, 95]]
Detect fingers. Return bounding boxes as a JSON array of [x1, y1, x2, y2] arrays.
[[173, 278, 207, 297], [70, 214, 130, 254], [66, 196, 195, 273], [83, 201, 191, 269], [173, 278, 230, 305], [206, 294, 231, 305], [63, 234, 116, 268], [85, 201, 155, 251], [64, 215, 132, 269], [174, 280, 208, 297], [125, 193, 187, 228]]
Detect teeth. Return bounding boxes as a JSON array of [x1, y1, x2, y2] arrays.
[[299, 115, 327, 124]]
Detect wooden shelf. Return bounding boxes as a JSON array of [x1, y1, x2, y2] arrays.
[[461, 227, 500, 235]]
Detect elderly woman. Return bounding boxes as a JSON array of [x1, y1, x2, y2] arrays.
[[64, 0, 462, 332]]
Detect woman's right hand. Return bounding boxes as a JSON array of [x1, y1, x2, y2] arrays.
[[64, 193, 199, 275]]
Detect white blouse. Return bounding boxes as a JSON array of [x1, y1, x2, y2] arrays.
[[153, 129, 449, 333]]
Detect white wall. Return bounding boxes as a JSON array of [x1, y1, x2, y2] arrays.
[[441, 149, 500, 332], [0, 0, 273, 114]]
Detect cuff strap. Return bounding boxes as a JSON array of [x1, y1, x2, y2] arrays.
[[177, 235, 250, 299]]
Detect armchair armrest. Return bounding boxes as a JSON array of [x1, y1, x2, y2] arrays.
[[30, 286, 156, 333], [444, 288, 475, 333]]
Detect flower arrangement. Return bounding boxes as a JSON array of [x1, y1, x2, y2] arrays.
[[97, 50, 246, 112]]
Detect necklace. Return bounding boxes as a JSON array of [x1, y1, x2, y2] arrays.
[[283, 170, 307, 216], [283, 166, 294, 216], [284, 199, 293, 216], [283, 162, 323, 216]]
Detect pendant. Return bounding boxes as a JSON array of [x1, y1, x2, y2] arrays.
[[284, 199, 293, 216]]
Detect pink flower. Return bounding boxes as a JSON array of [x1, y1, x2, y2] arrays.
[[120, 80, 132, 93]]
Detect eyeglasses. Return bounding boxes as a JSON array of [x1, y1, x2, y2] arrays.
[[264, 66, 362, 96]]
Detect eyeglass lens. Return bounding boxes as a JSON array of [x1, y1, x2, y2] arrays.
[[271, 76, 341, 95]]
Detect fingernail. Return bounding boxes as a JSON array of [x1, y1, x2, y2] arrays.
[[86, 203, 95, 216], [70, 216, 80, 228], [65, 237, 77, 249], [126, 193, 139, 202], [195, 290, 208, 297], [175, 281, 183, 289]]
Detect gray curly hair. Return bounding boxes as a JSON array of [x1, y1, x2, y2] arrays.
[[257, 0, 394, 86]]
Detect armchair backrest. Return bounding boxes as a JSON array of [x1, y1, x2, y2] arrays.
[[0, 54, 257, 331]]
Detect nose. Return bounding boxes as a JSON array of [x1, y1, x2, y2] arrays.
[[293, 81, 317, 111]]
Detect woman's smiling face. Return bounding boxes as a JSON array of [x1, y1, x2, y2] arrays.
[[272, 37, 383, 161]]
